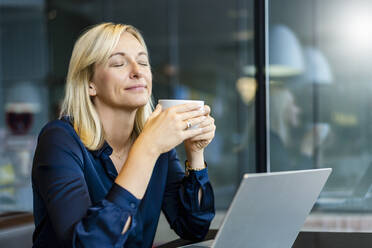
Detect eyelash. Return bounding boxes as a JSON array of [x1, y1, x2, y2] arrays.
[[113, 62, 148, 67]]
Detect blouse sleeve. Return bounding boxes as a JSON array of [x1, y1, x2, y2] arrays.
[[161, 149, 215, 241], [32, 126, 139, 247]]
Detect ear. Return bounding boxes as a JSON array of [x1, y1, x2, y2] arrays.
[[88, 82, 97, 97]]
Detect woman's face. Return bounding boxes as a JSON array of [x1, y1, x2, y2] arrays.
[[90, 32, 152, 111]]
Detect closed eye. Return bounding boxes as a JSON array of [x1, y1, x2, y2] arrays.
[[138, 62, 149, 66]]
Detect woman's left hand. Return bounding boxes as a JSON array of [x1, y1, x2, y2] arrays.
[[184, 105, 215, 155]]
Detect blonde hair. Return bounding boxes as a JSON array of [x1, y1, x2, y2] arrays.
[[269, 87, 294, 146], [59, 22, 153, 150]]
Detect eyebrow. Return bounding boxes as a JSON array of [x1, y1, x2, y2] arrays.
[[109, 51, 148, 59]]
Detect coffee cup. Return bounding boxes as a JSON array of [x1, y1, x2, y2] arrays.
[[314, 123, 330, 145], [158, 99, 204, 129]]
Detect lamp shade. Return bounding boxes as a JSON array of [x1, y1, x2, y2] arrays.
[[243, 24, 304, 78], [303, 47, 333, 84], [269, 24, 305, 77], [5, 82, 41, 114], [5, 82, 42, 135]]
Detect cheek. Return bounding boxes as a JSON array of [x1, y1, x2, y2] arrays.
[[94, 70, 111, 91], [101, 71, 124, 90], [146, 73, 153, 93]]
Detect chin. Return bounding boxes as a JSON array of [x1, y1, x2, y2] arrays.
[[126, 99, 149, 110], [135, 101, 148, 109], [122, 93, 150, 108]]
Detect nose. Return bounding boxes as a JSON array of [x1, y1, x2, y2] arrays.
[[129, 62, 143, 79]]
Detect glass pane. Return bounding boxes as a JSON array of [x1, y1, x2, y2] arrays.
[[269, 0, 372, 232], [175, 0, 255, 209]]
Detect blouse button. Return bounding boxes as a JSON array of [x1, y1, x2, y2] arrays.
[[130, 202, 136, 209]]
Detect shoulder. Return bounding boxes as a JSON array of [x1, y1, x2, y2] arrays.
[[38, 117, 78, 143], [33, 118, 85, 170], [39, 117, 74, 137], [36, 117, 84, 157], [270, 131, 284, 147]]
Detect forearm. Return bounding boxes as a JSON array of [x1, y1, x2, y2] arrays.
[[165, 176, 215, 241], [186, 150, 205, 204], [115, 134, 159, 199]]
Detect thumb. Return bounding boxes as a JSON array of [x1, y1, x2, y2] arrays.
[[150, 104, 162, 119]]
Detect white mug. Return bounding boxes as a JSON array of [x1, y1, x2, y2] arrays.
[[314, 123, 330, 144], [158, 99, 204, 129]]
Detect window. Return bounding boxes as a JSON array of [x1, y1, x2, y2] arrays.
[[268, 0, 372, 232]]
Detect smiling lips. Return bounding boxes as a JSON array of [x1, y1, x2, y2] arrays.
[[125, 84, 147, 91]]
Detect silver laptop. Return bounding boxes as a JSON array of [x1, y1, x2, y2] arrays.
[[183, 168, 332, 248]]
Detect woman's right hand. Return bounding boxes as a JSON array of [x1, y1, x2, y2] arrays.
[[300, 123, 330, 156], [138, 103, 206, 156]]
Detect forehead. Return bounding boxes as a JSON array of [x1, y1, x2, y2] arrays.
[[111, 32, 146, 56]]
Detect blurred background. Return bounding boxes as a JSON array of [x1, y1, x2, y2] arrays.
[[1, 0, 372, 246]]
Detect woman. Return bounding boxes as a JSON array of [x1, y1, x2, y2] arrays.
[[269, 86, 328, 171], [32, 23, 215, 247]]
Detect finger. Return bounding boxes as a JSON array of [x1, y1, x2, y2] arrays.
[[171, 103, 203, 113], [189, 131, 214, 141], [183, 127, 204, 139], [183, 122, 215, 139], [203, 105, 211, 116], [198, 123, 215, 134], [184, 115, 207, 129], [179, 108, 205, 121], [149, 104, 162, 119], [198, 117, 214, 128]]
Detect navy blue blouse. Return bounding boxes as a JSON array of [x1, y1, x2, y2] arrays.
[[31, 117, 215, 247]]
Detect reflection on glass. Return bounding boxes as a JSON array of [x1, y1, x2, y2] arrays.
[[236, 77, 257, 105], [270, 0, 372, 232], [269, 86, 330, 172], [268, 24, 304, 77], [302, 47, 333, 85]]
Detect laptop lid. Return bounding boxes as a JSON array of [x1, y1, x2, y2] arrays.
[[210, 168, 332, 248]]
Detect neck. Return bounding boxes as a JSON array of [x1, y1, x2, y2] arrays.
[[95, 104, 138, 154]]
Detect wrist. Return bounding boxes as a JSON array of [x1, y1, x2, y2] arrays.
[[185, 160, 207, 175], [135, 133, 160, 159], [186, 151, 205, 169], [300, 144, 313, 157]]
